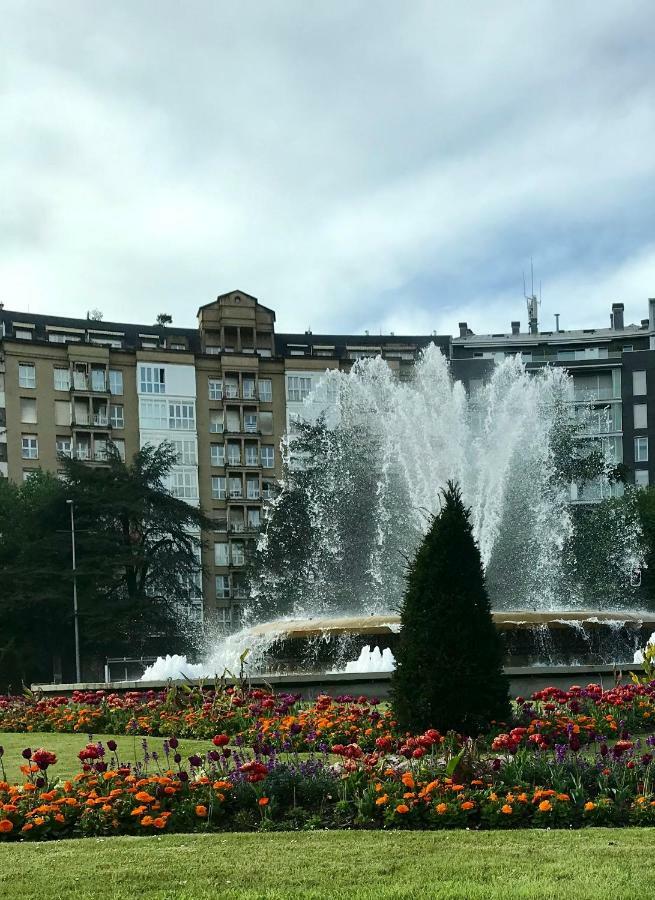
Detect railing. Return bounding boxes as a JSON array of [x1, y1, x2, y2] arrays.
[[75, 448, 90, 460], [93, 414, 109, 426]]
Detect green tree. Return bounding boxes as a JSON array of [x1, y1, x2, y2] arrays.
[[392, 481, 509, 734]]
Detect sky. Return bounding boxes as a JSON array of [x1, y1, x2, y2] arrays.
[[2, 1, 654, 338]]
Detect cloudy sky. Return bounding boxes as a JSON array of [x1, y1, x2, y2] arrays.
[[2, 1, 654, 337]]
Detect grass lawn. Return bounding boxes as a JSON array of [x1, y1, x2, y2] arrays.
[[2, 829, 655, 899], [0, 732, 208, 781]]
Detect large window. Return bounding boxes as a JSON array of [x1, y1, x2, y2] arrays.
[[246, 477, 260, 499], [224, 378, 239, 399], [20, 398, 37, 424], [210, 443, 225, 466], [211, 476, 226, 499], [110, 404, 124, 428], [169, 470, 198, 500], [261, 446, 274, 468], [112, 439, 126, 461], [53, 367, 70, 391], [173, 440, 197, 465], [242, 377, 256, 400], [140, 366, 165, 394], [245, 444, 259, 466], [287, 376, 312, 402], [633, 371, 647, 396], [168, 402, 195, 430], [19, 364, 36, 389], [140, 399, 168, 429], [636, 469, 650, 488], [214, 543, 230, 567], [258, 379, 272, 402], [91, 367, 106, 392], [21, 435, 38, 459], [109, 370, 123, 395], [635, 437, 649, 462], [210, 411, 224, 433], [244, 413, 258, 433], [634, 403, 648, 430], [208, 379, 223, 400], [216, 575, 231, 599], [56, 437, 72, 458], [231, 542, 245, 566], [227, 443, 241, 466], [229, 476, 242, 498]]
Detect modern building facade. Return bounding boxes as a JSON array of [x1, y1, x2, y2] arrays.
[[1, 290, 654, 629]]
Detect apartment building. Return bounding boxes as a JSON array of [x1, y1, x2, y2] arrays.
[[1, 290, 654, 629]]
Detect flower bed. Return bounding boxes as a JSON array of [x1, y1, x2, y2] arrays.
[[2, 681, 655, 839]]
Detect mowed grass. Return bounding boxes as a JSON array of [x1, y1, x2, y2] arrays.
[[0, 731, 208, 781], [2, 830, 655, 899]]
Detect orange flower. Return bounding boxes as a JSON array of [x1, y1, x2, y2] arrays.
[[152, 817, 166, 829], [460, 801, 475, 811], [538, 800, 552, 813], [375, 794, 389, 806], [401, 772, 415, 790], [135, 791, 155, 804], [0, 820, 13, 834], [395, 804, 410, 814], [258, 797, 269, 807], [195, 805, 208, 817], [140, 815, 154, 827], [584, 802, 597, 812], [435, 803, 448, 815], [501, 804, 513, 815]]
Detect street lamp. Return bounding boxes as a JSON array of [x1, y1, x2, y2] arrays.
[[66, 499, 81, 683]]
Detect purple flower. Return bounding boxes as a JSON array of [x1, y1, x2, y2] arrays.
[[188, 755, 203, 767], [169, 737, 179, 750], [21, 748, 32, 760], [178, 771, 189, 782], [107, 740, 117, 752]]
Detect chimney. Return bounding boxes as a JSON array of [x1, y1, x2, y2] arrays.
[[649, 299, 655, 332], [612, 302, 624, 330], [458, 322, 468, 338], [642, 319, 649, 328], [511, 321, 520, 335]]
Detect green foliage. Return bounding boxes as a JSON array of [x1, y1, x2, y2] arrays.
[[0, 442, 210, 688], [392, 481, 509, 734]]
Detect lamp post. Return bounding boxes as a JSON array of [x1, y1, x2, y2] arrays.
[[66, 499, 81, 683]]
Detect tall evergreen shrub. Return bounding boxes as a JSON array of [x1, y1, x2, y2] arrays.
[[392, 481, 510, 734]]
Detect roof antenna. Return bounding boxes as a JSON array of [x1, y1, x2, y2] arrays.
[[524, 257, 540, 335]]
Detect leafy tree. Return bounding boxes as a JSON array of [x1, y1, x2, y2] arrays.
[[156, 313, 173, 326], [392, 481, 509, 734]]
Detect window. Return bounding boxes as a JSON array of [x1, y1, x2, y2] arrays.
[[112, 439, 126, 461], [224, 378, 239, 399], [216, 575, 231, 599], [210, 443, 225, 466], [247, 508, 261, 529], [231, 543, 245, 566], [225, 409, 240, 432], [210, 411, 224, 433], [140, 399, 168, 429], [170, 470, 198, 499], [633, 371, 647, 396], [226, 443, 241, 466], [258, 379, 272, 402], [56, 437, 72, 458], [110, 404, 124, 428], [53, 368, 71, 391], [55, 400, 71, 426], [262, 480, 276, 500], [634, 403, 648, 430], [636, 469, 650, 488], [261, 446, 274, 468], [20, 398, 37, 423], [210, 476, 226, 500], [214, 543, 230, 567], [23, 469, 38, 481], [635, 437, 649, 462], [244, 413, 258, 433], [242, 377, 256, 399], [91, 368, 106, 392], [623, 345, 634, 353], [140, 366, 165, 394], [75, 441, 90, 460], [208, 379, 223, 400], [173, 440, 196, 465], [21, 435, 38, 459], [245, 444, 259, 466], [19, 364, 36, 389], [109, 370, 123, 395], [229, 476, 242, 498], [168, 402, 195, 430], [15, 329, 33, 340], [287, 376, 312, 402], [259, 411, 273, 435], [246, 477, 260, 499]]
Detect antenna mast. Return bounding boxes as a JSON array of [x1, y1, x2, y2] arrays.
[[524, 257, 540, 334]]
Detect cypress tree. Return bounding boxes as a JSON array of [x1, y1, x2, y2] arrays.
[[392, 481, 510, 734]]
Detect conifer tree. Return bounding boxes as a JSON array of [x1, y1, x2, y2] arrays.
[[392, 481, 509, 734]]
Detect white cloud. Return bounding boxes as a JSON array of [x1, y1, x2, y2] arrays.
[[1, 1, 653, 334]]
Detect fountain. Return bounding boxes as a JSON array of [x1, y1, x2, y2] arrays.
[[138, 347, 648, 688]]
